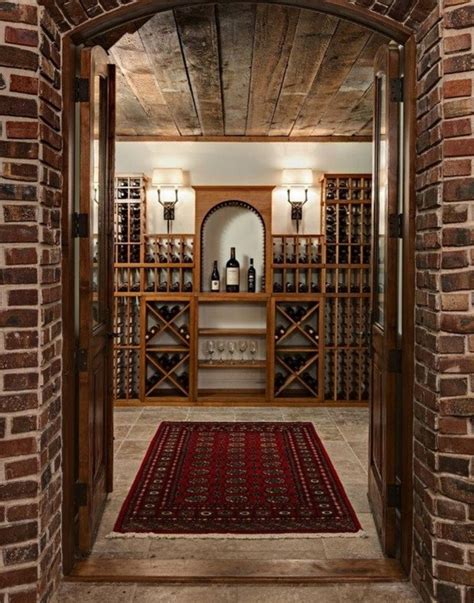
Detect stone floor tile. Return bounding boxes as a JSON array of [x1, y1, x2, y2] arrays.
[[133, 584, 238, 602], [323, 536, 383, 559], [236, 584, 340, 602], [338, 582, 420, 601], [115, 440, 150, 459], [57, 583, 137, 602], [114, 412, 141, 426], [127, 424, 159, 440]]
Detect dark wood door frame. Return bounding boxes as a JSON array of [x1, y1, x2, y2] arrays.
[[60, 7, 416, 580]]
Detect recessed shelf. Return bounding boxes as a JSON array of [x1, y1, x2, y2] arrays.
[[198, 361, 266, 369], [198, 293, 269, 302], [198, 328, 266, 337]]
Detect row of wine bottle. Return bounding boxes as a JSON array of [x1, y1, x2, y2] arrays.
[[275, 371, 318, 392], [145, 323, 190, 342], [273, 281, 321, 294], [146, 371, 189, 391], [274, 324, 318, 342], [210, 247, 256, 293]]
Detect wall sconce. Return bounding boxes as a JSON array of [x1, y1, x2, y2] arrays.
[[151, 168, 184, 233], [281, 169, 313, 233]]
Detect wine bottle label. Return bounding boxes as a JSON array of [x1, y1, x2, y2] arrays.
[[211, 280, 220, 291], [226, 267, 239, 286]]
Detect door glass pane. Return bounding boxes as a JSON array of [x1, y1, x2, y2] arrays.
[[374, 74, 387, 327], [92, 74, 107, 327]]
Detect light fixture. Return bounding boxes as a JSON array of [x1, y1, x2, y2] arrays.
[[281, 169, 313, 233], [151, 168, 185, 233]]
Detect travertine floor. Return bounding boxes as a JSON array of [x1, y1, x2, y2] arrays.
[[92, 406, 381, 559], [58, 407, 421, 601]]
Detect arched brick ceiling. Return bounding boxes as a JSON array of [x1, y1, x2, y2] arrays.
[[109, 4, 389, 139]]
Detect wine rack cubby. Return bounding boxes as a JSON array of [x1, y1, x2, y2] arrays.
[[272, 299, 323, 401], [112, 178, 372, 406], [272, 235, 324, 294], [143, 299, 194, 400]]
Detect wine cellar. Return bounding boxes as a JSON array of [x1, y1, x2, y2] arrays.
[[113, 176, 372, 407]]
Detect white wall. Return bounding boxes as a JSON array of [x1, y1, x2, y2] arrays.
[[116, 141, 372, 235]]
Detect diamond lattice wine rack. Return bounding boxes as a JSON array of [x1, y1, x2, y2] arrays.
[[112, 178, 372, 406], [143, 299, 194, 401]]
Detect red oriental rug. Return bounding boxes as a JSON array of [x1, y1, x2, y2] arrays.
[[113, 422, 362, 537]]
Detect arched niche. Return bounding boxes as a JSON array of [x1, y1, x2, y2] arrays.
[[200, 200, 266, 292]]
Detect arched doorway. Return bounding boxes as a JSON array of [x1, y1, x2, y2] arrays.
[[59, 0, 417, 583]]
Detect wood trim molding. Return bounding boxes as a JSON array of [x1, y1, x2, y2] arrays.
[[70, 0, 412, 45], [116, 135, 373, 143], [68, 557, 407, 583]]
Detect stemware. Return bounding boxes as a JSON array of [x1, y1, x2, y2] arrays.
[[207, 340, 215, 364], [249, 341, 257, 364], [239, 340, 248, 362], [217, 341, 225, 363], [228, 341, 236, 364]]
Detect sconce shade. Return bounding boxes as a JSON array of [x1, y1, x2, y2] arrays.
[[281, 169, 313, 187], [151, 168, 184, 187]]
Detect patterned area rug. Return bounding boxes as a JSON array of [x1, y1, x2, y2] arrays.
[[112, 422, 362, 537]]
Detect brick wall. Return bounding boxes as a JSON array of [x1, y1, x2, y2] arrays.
[[1, 0, 472, 602], [413, 3, 474, 602], [0, 2, 62, 602]]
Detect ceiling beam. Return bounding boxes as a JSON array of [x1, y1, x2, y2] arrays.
[[110, 32, 179, 136], [115, 134, 372, 143], [217, 4, 256, 136], [139, 11, 201, 136], [269, 10, 338, 136], [291, 20, 372, 136], [246, 5, 299, 136], [174, 5, 224, 136]]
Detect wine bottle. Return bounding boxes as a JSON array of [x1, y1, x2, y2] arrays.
[[247, 258, 256, 293], [226, 247, 240, 293], [210, 260, 220, 292], [274, 325, 287, 341]]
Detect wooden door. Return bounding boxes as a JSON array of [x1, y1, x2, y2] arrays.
[[77, 46, 116, 553], [368, 42, 401, 558]]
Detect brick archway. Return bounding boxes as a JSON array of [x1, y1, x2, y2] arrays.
[[1, 0, 473, 602]]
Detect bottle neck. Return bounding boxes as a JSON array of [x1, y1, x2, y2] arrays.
[[230, 248, 235, 260]]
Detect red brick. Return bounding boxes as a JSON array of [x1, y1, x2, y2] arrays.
[[4, 458, 38, 480], [0, 3, 37, 25], [0, 566, 37, 589], [0, 45, 38, 71], [442, 117, 472, 138], [439, 435, 474, 454], [5, 26, 39, 47], [444, 33, 471, 54], [9, 74, 39, 95], [6, 503, 38, 522], [443, 78, 472, 98], [443, 159, 471, 177], [5, 121, 39, 139], [0, 438, 37, 459]]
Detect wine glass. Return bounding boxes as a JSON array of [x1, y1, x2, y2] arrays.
[[249, 341, 257, 364], [228, 341, 236, 364], [239, 340, 248, 362], [207, 340, 215, 364], [217, 341, 225, 363]]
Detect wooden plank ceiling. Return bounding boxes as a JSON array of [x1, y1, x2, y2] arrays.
[[109, 4, 388, 140]]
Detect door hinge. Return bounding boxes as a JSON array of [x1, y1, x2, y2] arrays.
[[75, 482, 88, 507], [390, 77, 404, 103], [73, 212, 89, 238], [388, 213, 403, 238], [387, 349, 402, 373], [387, 483, 401, 508], [77, 348, 88, 372], [74, 77, 90, 103]]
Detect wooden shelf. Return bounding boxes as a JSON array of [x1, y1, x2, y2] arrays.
[[146, 346, 189, 352], [198, 292, 269, 302], [198, 361, 266, 369], [198, 328, 266, 336]]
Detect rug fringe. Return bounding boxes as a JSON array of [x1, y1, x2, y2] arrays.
[[106, 530, 368, 540]]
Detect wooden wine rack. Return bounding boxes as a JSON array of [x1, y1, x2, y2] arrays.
[[321, 174, 372, 403], [112, 178, 372, 407]]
